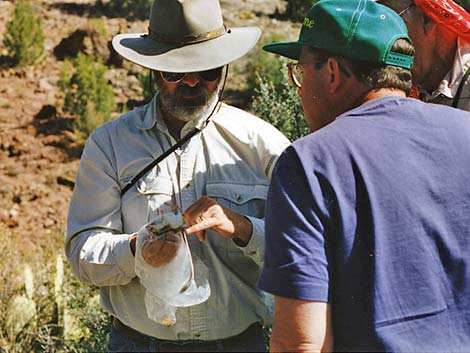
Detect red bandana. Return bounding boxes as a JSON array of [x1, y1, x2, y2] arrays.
[[414, 0, 470, 39], [408, 86, 421, 99]]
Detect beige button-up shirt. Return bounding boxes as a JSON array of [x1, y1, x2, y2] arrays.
[[425, 38, 470, 111], [65, 95, 290, 341]]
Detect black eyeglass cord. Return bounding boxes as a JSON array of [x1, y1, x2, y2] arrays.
[[452, 65, 470, 108], [120, 66, 229, 196]]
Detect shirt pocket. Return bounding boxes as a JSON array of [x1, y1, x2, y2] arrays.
[[135, 175, 174, 223], [206, 182, 268, 220]]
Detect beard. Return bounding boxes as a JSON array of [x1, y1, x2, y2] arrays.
[[158, 81, 220, 122]]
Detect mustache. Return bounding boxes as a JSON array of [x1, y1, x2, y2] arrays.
[[174, 84, 209, 104]]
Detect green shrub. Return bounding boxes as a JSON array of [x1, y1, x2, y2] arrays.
[[88, 18, 107, 38], [58, 61, 73, 93], [3, 0, 45, 66], [247, 33, 309, 142], [243, 32, 293, 110], [61, 53, 116, 141], [60, 266, 110, 352], [251, 76, 309, 142], [245, 33, 287, 97]]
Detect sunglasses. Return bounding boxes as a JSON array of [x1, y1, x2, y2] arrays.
[[160, 67, 223, 83]]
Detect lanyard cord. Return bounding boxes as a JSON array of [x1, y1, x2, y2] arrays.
[[452, 64, 470, 108], [120, 66, 229, 196]]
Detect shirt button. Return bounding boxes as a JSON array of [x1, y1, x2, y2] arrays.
[[236, 195, 243, 202], [194, 333, 201, 338], [185, 183, 190, 189]]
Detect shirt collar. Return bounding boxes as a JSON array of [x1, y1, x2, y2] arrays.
[[432, 37, 470, 100], [136, 94, 159, 130]]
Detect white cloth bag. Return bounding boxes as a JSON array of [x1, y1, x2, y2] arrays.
[[135, 207, 210, 326]]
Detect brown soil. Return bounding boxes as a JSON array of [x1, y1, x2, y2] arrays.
[[0, 0, 299, 246]]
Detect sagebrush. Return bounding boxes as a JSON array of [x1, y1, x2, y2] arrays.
[[3, 0, 45, 66], [60, 53, 116, 141], [246, 33, 309, 142], [252, 77, 309, 142]]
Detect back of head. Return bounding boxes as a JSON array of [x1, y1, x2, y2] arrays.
[[344, 39, 414, 94], [378, 0, 470, 40], [264, 0, 415, 93]]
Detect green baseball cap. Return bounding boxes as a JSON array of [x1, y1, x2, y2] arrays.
[[264, 0, 413, 69]]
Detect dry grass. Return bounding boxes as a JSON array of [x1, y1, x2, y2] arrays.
[[0, 225, 109, 353]]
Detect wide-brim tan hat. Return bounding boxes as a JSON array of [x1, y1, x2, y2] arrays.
[[112, 0, 261, 73]]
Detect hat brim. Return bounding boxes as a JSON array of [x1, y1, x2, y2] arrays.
[[112, 27, 261, 72], [263, 41, 304, 60]]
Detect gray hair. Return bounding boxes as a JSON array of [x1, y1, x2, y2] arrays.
[[308, 38, 415, 94], [348, 39, 415, 94]]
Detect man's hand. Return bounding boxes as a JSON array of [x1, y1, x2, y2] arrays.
[[140, 232, 182, 267], [183, 196, 253, 244]]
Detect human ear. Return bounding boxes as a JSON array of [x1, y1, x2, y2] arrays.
[[326, 58, 342, 93]]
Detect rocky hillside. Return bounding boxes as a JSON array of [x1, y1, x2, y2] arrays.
[[0, 0, 299, 245]]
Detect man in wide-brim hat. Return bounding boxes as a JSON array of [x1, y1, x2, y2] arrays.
[[377, 0, 470, 111], [65, 0, 289, 351]]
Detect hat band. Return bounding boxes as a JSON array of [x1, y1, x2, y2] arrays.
[[146, 25, 226, 44]]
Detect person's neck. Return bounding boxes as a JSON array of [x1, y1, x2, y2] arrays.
[[421, 34, 458, 92], [327, 85, 405, 125], [352, 87, 406, 110]]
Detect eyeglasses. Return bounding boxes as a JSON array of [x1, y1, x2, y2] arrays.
[[397, 3, 414, 17], [287, 62, 302, 88], [287, 61, 324, 88], [160, 67, 223, 83], [288, 60, 350, 88]]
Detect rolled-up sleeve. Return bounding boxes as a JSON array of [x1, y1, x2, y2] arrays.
[[66, 131, 135, 286]]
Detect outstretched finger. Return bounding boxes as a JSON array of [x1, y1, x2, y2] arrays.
[[185, 217, 218, 236]]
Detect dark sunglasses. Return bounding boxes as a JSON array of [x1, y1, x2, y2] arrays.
[[160, 67, 223, 83]]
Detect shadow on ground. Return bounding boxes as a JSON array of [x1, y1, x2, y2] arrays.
[[48, 1, 150, 20], [30, 104, 83, 160]]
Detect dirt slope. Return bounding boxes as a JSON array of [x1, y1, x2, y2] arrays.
[[0, 0, 298, 246]]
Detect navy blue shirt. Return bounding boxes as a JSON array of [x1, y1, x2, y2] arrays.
[[259, 97, 470, 352]]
